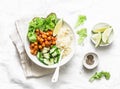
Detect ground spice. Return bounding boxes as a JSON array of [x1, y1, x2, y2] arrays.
[[86, 55, 94, 65]]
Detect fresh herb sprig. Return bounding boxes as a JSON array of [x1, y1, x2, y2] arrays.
[[75, 15, 87, 28], [77, 28, 87, 44], [89, 71, 110, 82]]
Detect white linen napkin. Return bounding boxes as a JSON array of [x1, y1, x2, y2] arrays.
[[10, 18, 54, 78]]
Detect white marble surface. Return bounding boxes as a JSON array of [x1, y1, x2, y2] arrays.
[[1, 0, 120, 89]]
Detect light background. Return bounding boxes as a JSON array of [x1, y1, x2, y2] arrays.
[[0, 0, 120, 89]]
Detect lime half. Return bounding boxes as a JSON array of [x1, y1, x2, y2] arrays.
[[53, 19, 63, 36], [92, 33, 102, 47], [102, 28, 113, 43]]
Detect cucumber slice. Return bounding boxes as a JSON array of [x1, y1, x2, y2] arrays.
[[51, 49, 60, 57], [43, 59, 52, 65], [52, 51, 57, 57], [50, 45, 57, 54], [50, 58, 54, 65], [37, 52, 44, 61], [43, 53, 50, 59], [54, 56, 59, 63], [42, 47, 50, 53]]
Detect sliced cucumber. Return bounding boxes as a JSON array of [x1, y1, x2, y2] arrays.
[[54, 56, 59, 63], [43, 53, 50, 59], [37, 45, 61, 65], [43, 59, 52, 65], [52, 49, 60, 57], [50, 45, 57, 54], [50, 58, 54, 65], [37, 52, 44, 61], [42, 47, 50, 53]]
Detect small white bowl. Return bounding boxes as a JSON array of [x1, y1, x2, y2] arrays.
[[83, 52, 99, 69], [24, 21, 76, 69], [91, 23, 114, 47]]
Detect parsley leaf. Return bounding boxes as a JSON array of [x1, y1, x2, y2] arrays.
[[89, 71, 111, 82], [77, 28, 87, 44], [75, 15, 87, 28]]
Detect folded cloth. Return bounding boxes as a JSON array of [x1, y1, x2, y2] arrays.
[[10, 18, 54, 78]]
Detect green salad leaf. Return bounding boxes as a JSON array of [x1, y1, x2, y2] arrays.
[[27, 32, 37, 42], [75, 15, 87, 28], [27, 13, 58, 42], [89, 71, 111, 82], [77, 28, 87, 44], [45, 13, 58, 30]]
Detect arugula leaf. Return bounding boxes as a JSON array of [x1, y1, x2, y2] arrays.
[[77, 28, 87, 44], [89, 71, 111, 82], [75, 15, 87, 28]]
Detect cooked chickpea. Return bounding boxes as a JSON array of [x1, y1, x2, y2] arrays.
[[52, 41, 56, 45], [47, 36, 51, 40], [45, 40, 49, 46], [39, 45, 42, 49], [34, 42, 38, 45], [42, 43, 45, 47], [34, 45, 38, 50], [49, 31, 53, 35], [31, 43, 34, 47], [30, 50, 34, 54]]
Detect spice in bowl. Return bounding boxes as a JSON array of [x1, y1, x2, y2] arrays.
[[83, 52, 99, 69], [86, 55, 94, 65]]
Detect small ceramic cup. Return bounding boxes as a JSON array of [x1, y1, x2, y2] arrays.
[[83, 52, 99, 69]]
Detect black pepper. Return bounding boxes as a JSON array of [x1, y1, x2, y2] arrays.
[[86, 55, 94, 65]]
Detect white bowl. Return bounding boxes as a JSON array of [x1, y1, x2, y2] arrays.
[[24, 21, 75, 68], [91, 23, 114, 47]]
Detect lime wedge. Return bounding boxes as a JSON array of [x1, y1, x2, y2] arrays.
[[92, 27, 107, 33], [102, 28, 113, 43], [92, 33, 102, 47], [53, 19, 63, 36]]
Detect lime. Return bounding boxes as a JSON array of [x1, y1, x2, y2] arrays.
[[102, 28, 113, 43], [53, 19, 63, 36], [92, 33, 102, 47], [92, 27, 107, 33]]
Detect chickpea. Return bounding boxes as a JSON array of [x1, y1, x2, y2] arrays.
[[52, 41, 56, 45], [46, 32, 50, 36], [34, 45, 38, 50], [45, 40, 49, 46], [30, 50, 34, 54], [42, 43, 45, 47], [39, 45, 42, 49], [54, 37, 57, 41], [31, 43, 34, 47], [42, 34, 47, 39], [34, 42, 38, 45], [49, 31, 53, 35], [40, 38, 44, 43], [47, 36, 51, 40], [34, 50, 37, 55]]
